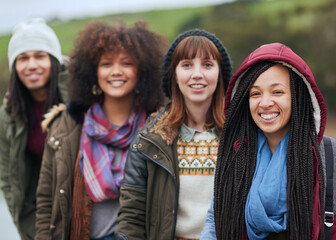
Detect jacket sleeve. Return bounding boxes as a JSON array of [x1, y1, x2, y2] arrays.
[[35, 132, 54, 240], [0, 109, 11, 213], [320, 136, 336, 238], [116, 137, 148, 240], [200, 195, 217, 240]]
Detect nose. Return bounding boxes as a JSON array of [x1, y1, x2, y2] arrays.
[[27, 57, 38, 69], [191, 64, 203, 80], [110, 64, 122, 76], [259, 94, 274, 108]]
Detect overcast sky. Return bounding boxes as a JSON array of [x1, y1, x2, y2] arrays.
[[0, 0, 233, 35]]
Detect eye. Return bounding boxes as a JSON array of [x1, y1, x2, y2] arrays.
[[122, 61, 134, 66], [17, 56, 28, 61], [99, 61, 111, 67], [36, 54, 46, 59], [179, 60, 192, 68], [204, 62, 213, 68], [249, 91, 260, 97], [274, 90, 284, 94]]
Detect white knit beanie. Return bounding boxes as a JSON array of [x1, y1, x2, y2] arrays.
[[8, 18, 63, 70]]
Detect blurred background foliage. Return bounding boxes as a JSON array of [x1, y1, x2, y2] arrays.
[[0, 0, 335, 118]]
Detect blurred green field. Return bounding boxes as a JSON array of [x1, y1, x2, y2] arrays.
[[0, 6, 212, 99], [0, 0, 335, 118]]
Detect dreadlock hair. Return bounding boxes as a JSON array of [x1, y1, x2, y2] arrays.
[[214, 61, 325, 239], [6, 55, 62, 129]]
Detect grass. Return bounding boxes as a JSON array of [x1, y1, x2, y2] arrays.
[[0, 5, 211, 100]]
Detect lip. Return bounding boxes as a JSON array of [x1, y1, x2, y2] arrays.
[[188, 83, 207, 92], [107, 80, 127, 87], [26, 74, 42, 81], [259, 112, 279, 122]]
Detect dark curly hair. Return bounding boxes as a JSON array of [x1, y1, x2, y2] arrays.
[[67, 20, 168, 115]]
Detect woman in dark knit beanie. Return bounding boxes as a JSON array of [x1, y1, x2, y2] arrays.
[[116, 29, 232, 240], [201, 43, 336, 240]]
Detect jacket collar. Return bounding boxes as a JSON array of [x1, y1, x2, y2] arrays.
[[142, 105, 178, 146]]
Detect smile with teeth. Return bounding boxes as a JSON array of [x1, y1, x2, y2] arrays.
[[108, 80, 126, 86], [27, 74, 41, 79], [260, 113, 279, 120], [190, 84, 205, 89]]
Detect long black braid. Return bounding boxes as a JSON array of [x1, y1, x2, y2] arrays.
[[214, 61, 325, 239], [287, 69, 325, 239]]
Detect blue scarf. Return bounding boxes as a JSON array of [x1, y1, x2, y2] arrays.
[[245, 130, 290, 240]]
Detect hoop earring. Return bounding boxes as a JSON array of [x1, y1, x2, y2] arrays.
[[92, 84, 102, 96]]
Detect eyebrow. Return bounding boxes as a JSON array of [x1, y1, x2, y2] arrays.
[[251, 83, 287, 88]]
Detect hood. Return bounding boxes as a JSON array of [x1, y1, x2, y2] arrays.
[[225, 43, 327, 142]]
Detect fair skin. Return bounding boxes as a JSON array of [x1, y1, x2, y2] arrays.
[[97, 51, 138, 126], [175, 55, 219, 131], [15, 51, 51, 101], [249, 64, 292, 154]]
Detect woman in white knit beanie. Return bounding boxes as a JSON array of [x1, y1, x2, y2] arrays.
[[0, 17, 66, 240]]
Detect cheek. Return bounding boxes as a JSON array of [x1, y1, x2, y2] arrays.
[[128, 68, 138, 81], [15, 62, 24, 75], [40, 58, 52, 71], [97, 68, 107, 81], [249, 99, 257, 112]]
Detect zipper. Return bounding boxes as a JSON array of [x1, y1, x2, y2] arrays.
[[138, 133, 179, 239]]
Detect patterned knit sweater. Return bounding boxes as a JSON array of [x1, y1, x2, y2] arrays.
[[174, 124, 219, 240]]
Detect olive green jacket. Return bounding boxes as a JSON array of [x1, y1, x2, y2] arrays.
[[116, 106, 181, 240], [0, 72, 68, 240]]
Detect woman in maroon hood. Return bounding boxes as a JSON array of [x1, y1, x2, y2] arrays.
[[201, 43, 336, 240]]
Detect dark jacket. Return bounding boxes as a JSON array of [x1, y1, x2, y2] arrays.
[[0, 73, 68, 240], [34, 103, 83, 240], [116, 106, 181, 240]]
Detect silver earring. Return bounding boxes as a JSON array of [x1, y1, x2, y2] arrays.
[[134, 88, 140, 94], [92, 84, 102, 96]]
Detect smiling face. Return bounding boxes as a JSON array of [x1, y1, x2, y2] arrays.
[[249, 64, 292, 141], [175, 55, 219, 110], [15, 51, 51, 100], [97, 51, 138, 102]]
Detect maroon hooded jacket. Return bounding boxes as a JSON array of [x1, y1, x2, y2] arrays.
[[225, 43, 332, 239]]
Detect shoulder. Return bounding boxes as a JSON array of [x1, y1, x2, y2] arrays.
[[146, 105, 178, 146], [41, 103, 67, 132], [0, 94, 13, 123], [320, 136, 336, 155], [42, 101, 87, 133]]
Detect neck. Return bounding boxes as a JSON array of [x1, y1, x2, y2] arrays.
[[265, 131, 289, 154], [30, 88, 48, 102], [184, 102, 211, 131], [102, 96, 134, 126]]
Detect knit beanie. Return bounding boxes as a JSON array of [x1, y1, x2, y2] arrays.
[[8, 18, 63, 70], [162, 29, 232, 98]]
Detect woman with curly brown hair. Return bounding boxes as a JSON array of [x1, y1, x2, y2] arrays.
[[34, 20, 167, 240]]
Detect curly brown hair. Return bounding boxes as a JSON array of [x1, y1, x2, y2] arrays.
[[67, 20, 168, 114]]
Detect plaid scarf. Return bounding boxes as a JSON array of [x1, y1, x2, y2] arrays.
[[79, 103, 146, 202]]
